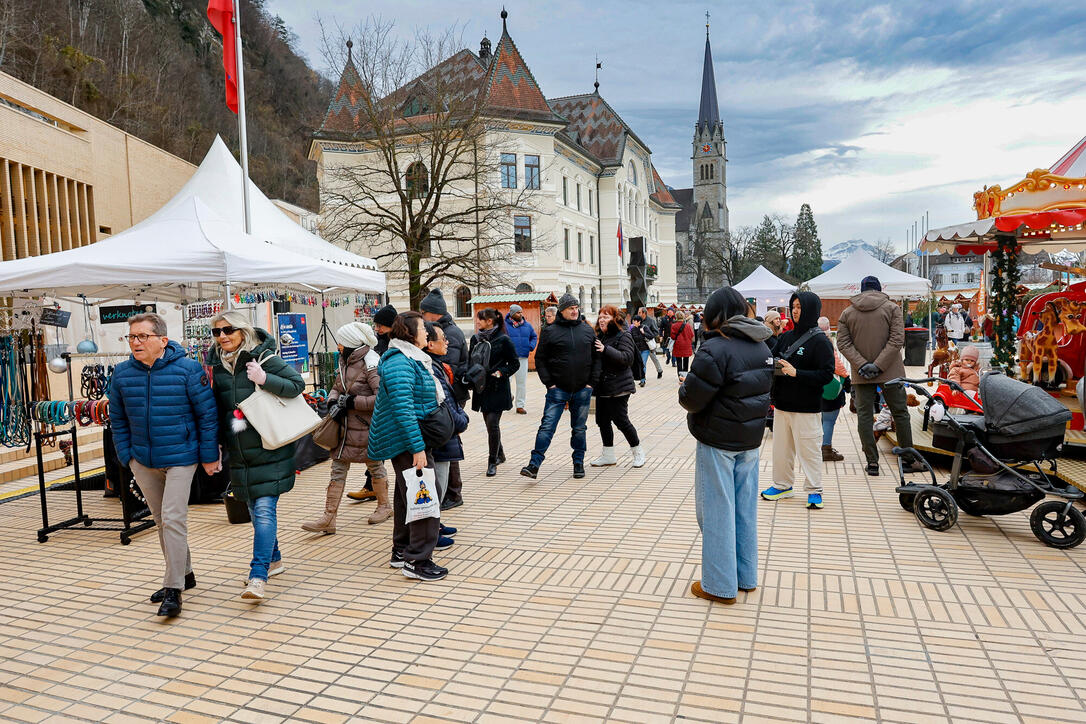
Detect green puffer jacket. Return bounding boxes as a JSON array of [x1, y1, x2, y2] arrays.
[[209, 329, 306, 501]]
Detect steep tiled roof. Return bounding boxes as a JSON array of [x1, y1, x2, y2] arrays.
[[650, 166, 680, 208], [547, 93, 650, 166], [482, 31, 565, 124], [319, 55, 367, 134]]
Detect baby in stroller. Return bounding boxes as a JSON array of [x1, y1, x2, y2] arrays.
[[947, 345, 980, 397]]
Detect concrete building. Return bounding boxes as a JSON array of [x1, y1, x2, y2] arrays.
[[309, 11, 679, 318], [0, 70, 195, 261]]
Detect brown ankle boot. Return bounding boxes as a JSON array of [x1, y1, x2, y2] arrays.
[[301, 479, 345, 534], [368, 478, 392, 525], [821, 445, 844, 462]]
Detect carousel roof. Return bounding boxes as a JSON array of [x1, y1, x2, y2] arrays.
[[1050, 135, 1086, 176]]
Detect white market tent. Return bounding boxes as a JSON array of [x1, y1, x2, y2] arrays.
[[732, 265, 796, 315], [0, 138, 383, 302], [804, 249, 930, 298]]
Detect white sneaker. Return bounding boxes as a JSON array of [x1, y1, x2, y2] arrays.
[[241, 560, 284, 586], [241, 578, 265, 601], [631, 445, 646, 468], [590, 447, 617, 466]]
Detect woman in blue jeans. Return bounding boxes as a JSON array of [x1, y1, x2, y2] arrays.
[[210, 311, 305, 602], [678, 286, 774, 605]]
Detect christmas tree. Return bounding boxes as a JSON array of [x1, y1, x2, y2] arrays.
[[990, 235, 1020, 372], [790, 204, 824, 281]]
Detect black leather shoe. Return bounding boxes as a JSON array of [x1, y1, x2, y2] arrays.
[[486, 463, 497, 477], [657, 370, 663, 379], [156, 588, 182, 618], [573, 462, 585, 478], [440, 498, 463, 511], [151, 572, 195, 603], [865, 463, 879, 476], [497, 450, 506, 465], [520, 463, 538, 479], [402, 559, 448, 581]]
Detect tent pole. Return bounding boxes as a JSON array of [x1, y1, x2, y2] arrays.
[[225, 282, 232, 309], [232, 0, 252, 235]]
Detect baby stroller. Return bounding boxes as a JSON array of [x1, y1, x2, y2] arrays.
[[893, 373, 1085, 548]]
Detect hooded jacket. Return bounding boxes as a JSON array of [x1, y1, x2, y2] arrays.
[[328, 345, 381, 463], [109, 340, 219, 469], [679, 316, 775, 451], [209, 330, 306, 501], [771, 292, 835, 414], [836, 290, 907, 384], [535, 314, 601, 392], [505, 313, 538, 358], [671, 319, 695, 357], [433, 313, 469, 404]]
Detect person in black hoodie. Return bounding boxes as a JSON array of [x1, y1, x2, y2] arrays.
[[590, 305, 645, 469], [761, 291, 835, 510], [679, 286, 774, 605], [521, 293, 601, 480]]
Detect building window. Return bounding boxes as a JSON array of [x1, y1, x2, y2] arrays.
[[405, 162, 429, 199], [709, 163, 714, 180], [579, 286, 585, 309], [514, 215, 532, 252], [455, 286, 471, 318], [515, 282, 534, 293], [590, 287, 596, 312], [562, 177, 568, 205], [934, 274, 943, 286], [951, 273, 959, 284], [500, 153, 517, 188], [0, 158, 97, 259], [525, 155, 540, 189], [588, 190, 594, 216], [576, 183, 582, 211], [629, 160, 638, 186], [589, 235, 595, 265], [564, 228, 570, 260], [966, 272, 976, 284], [577, 232, 583, 262]]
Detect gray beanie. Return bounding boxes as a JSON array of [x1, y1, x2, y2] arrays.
[[420, 288, 447, 315], [557, 293, 578, 312]]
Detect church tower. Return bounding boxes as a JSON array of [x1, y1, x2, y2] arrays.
[[692, 21, 727, 233]]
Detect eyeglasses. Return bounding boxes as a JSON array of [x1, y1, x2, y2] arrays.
[[125, 333, 161, 343], [211, 326, 240, 337]]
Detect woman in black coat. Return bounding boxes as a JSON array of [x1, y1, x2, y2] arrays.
[[590, 305, 645, 468], [469, 308, 520, 476]]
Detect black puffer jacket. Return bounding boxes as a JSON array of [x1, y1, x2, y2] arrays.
[[595, 325, 636, 397], [434, 313, 469, 404], [629, 325, 650, 353], [469, 331, 520, 413], [679, 316, 775, 451], [771, 292, 835, 414], [535, 315, 601, 393]]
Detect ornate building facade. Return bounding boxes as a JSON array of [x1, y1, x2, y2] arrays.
[[309, 12, 679, 319]]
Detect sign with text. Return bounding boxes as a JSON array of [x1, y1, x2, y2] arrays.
[[276, 313, 309, 373], [39, 308, 71, 328], [100, 304, 158, 325]]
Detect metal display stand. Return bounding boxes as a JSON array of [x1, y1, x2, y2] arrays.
[[35, 352, 154, 545]]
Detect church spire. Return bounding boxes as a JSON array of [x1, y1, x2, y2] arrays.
[[697, 25, 720, 134]]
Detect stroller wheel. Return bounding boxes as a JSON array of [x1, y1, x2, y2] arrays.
[[913, 487, 957, 531], [898, 492, 916, 512], [1030, 501, 1086, 549]]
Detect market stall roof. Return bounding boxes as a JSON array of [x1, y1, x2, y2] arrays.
[[0, 196, 385, 302], [466, 292, 557, 304], [732, 265, 795, 314], [804, 250, 931, 298]]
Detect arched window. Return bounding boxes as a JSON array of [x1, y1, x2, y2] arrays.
[[455, 286, 471, 318], [405, 162, 428, 199], [628, 160, 638, 186], [709, 163, 714, 180], [579, 286, 585, 310], [590, 287, 597, 312], [515, 282, 533, 293]]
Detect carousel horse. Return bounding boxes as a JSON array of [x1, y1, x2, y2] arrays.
[[1019, 298, 1086, 385], [927, 325, 958, 379]]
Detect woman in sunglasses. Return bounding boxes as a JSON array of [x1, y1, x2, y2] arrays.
[[209, 310, 305, 602]]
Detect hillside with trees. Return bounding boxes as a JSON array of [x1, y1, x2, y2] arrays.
[[0, 0, 329, 209]]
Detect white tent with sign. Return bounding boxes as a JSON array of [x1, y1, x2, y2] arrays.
[[732, 265, 796, 315], [804, 249, 930, 298]]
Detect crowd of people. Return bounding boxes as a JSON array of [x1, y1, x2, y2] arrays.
[[110, 276, 922, 616]]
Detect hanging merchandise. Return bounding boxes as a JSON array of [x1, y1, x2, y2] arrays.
[[0, 335, 30, 449], [76, 296, 98, 354], [312, 351, 340, 392]]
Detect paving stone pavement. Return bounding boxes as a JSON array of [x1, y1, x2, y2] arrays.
[[1, 368, 1086, 723]]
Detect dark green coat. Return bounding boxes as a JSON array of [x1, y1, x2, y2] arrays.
[[210, 329, 306, 501]]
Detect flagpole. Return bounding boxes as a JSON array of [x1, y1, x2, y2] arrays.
[[232, 0, 251, 236]]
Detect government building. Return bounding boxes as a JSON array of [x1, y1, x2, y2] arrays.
[[309, 10, 679, 318]]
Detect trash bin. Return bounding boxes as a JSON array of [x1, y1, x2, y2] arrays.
[[904, 327, 928, 366]]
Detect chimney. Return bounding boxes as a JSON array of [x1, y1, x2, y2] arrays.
[[479, 35, 491, 62]]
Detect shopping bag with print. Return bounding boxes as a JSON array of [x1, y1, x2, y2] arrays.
[[404, 466, 441, 523]]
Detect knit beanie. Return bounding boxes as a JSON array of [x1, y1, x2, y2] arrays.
[[961, 345, 979, 362], [336, 321, 377, 349], [860, 276, 882, 292], [372, 304, 397, 328], [420, 289, 448, 315], [558, 293, 578, 311]]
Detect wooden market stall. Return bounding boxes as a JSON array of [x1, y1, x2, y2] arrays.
[[467, 292, 558, 370]]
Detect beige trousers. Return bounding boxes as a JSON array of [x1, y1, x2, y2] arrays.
[[772, 410, 823, 493], [329, 458, 388, 486], [130, 460, 197, 589]]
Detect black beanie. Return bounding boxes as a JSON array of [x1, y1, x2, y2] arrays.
[[861, 276, 882, 292], [557, 293, 578, 311], [373, 304, 397, 328], [420, 288, 448, 315]]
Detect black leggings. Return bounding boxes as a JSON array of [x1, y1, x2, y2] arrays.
[[483, 411, 504, 463], [595, 395, 639, 447], [676, 356, 690, 373]]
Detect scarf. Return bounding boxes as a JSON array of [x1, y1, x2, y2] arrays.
[[390, 338, 445, 404], [476, 326, 498, 342]]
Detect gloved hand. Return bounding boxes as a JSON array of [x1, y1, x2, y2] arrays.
[[245, 361, 267, 386], [858, 363, 881, 379]]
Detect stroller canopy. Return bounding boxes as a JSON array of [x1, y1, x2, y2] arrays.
[[979, 373, 1072, 438]]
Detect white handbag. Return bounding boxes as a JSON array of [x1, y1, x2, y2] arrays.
[[236, 352, 321, 450], [646, 337, 658, 352]]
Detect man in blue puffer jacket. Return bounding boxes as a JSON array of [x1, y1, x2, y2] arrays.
[[108, 313, 219, 618], [505, 304, 537, 414]]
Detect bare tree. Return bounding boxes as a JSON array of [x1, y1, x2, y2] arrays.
[[315, 17, 544, 310], [872, 237, 897, 264]]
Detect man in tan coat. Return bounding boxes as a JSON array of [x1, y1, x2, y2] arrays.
[[836, 276, 924, 476]]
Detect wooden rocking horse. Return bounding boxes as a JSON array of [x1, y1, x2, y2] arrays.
[[1019, 298, 1086, 385], [927, 325, 958, 379]]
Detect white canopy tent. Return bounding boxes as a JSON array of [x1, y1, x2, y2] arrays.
[[804, 250, 930, 298], [732, 265, 796, 315]]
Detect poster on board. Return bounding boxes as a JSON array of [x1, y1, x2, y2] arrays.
[[276, 313, 309, 373]]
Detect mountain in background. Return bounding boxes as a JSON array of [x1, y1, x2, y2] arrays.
[[824, 239, 879, 260], [0, 0, 330, 210]]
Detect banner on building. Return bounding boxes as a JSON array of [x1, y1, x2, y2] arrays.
[[276, 313, 309, 373]]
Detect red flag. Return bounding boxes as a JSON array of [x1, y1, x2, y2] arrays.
[[617, 221, 624, 260], [207, 0, 239, 114]]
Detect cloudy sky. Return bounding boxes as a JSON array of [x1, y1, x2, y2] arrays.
[[267, 0, 1086, 252]]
